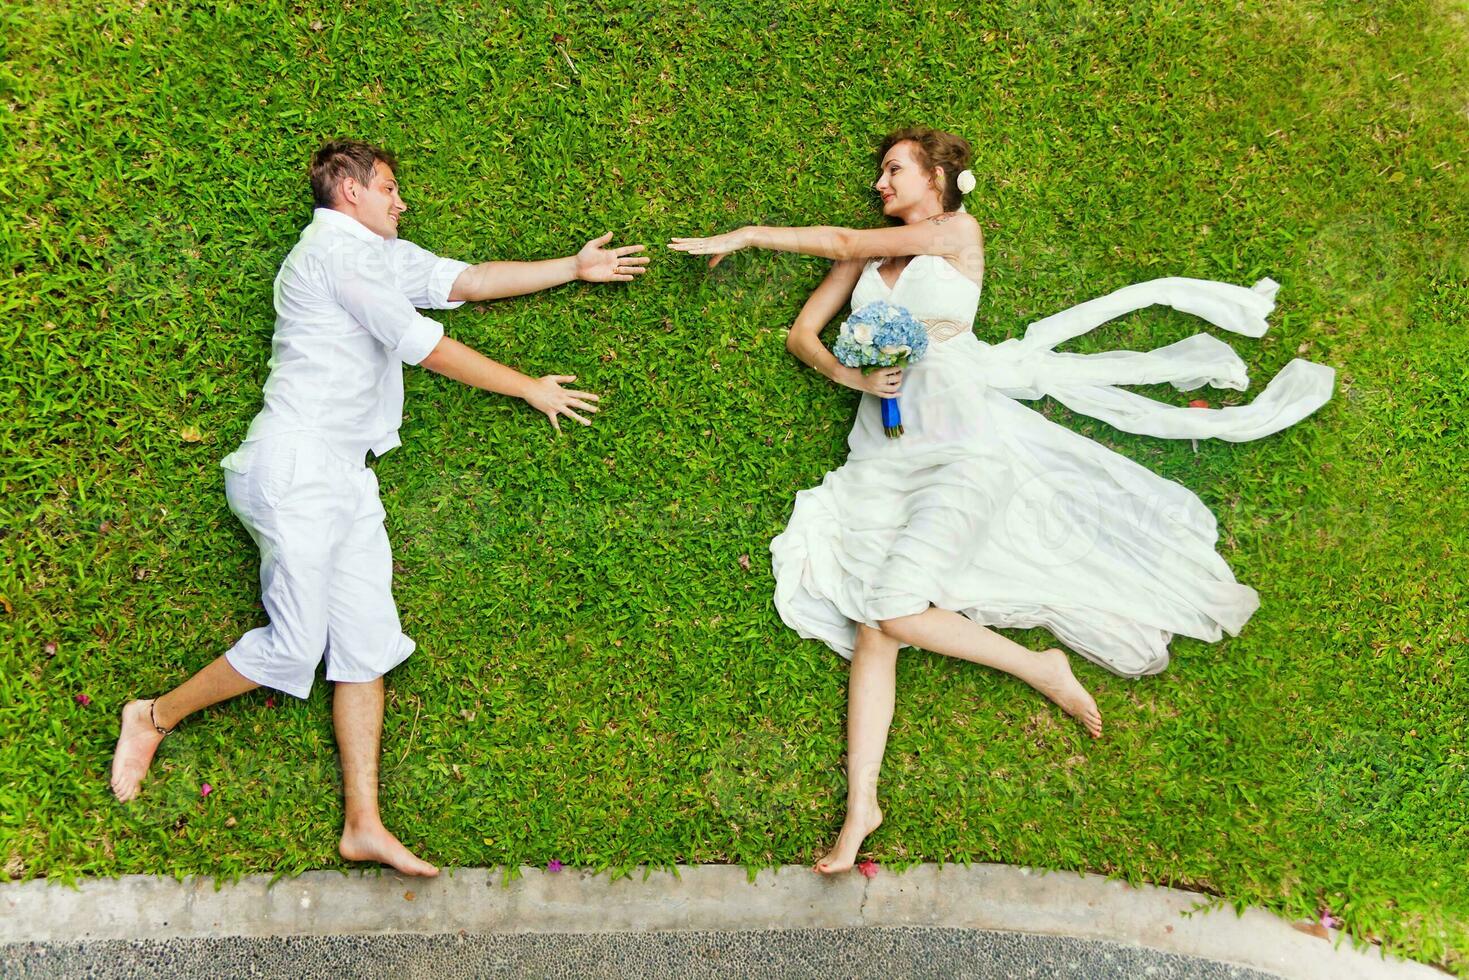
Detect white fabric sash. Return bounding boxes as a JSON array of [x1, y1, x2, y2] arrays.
[[974, 277, 1335, 442]]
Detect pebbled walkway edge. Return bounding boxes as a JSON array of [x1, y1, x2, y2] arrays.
[[0, 863, 1438, 980]]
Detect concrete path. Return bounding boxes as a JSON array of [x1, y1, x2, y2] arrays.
[[0, 930, 1287, 979], [0, 864, 1439, 979]]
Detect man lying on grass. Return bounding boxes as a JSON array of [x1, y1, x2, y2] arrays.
[[108, 139, 647, 876]]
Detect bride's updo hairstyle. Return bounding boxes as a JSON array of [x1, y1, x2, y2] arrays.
[[877, 127, 973, 212]]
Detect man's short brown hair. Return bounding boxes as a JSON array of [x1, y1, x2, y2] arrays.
[[309, 140, 398, 208]]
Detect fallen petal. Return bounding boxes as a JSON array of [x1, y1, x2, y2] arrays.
[[857, 860, 879, 879], [200, 783, 213, 798], [1292, 921, 1330, 940]]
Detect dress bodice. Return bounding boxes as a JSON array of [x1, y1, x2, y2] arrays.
[[850, 254, 982, 344]]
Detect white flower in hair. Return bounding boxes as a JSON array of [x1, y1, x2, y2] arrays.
[[956, 169, 976, 194]]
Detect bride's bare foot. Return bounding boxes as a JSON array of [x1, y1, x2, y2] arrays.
[[110, 699, 168, 802], [1028, 649, 1103, 738], [339, 821, 439, 877], [814, 802, 882, 875]]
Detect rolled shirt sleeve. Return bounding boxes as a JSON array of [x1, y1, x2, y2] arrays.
[[321, 250, 448, 365], [389, 314, 444, 366], [382, 238, 472, 310]]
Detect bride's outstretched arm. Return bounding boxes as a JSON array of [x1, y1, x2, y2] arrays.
[[786, 260, 903, 398], [669, 211, 979, 267]]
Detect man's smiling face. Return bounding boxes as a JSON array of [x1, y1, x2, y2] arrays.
[[344, 160, 408, 239]]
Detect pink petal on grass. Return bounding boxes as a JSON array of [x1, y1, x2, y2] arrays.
[[265, 696, 277, 709], [200, 783, 213, 798], [74, 693, 91, 706], [1188, 399, 1210, 409], [547, 859, 564, 873], [857, 860, 879, 879], [1320, 910, 1343, 930]]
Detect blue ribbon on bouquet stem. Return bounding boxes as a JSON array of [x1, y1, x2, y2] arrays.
[[879, 395, 904, 438]]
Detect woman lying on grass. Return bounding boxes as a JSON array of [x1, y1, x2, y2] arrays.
[[670, 125, 1333, 872]]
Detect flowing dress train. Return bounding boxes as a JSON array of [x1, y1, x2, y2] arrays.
[[769, 255, 1334, 677]]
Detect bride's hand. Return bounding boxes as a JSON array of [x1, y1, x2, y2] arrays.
[[523, 374, 601, 432], [846, 366, 903, 397], [667, 226, 754, 269]]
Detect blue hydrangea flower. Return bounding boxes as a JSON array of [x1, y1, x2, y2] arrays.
[[831, 301, 928, 369]]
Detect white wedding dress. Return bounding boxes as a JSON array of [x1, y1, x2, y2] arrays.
[[769, 254, 1335, 677]]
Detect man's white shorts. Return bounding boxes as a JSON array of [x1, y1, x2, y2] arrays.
[[222, 433, 413, 699]]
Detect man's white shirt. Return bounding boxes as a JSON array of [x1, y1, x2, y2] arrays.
[[222, 207, 469, 472]]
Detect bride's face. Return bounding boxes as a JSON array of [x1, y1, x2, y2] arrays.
[[874, 140, 942, 218]]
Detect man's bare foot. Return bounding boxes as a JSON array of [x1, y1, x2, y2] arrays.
[[110, 699, 168, 802], [813, 802, 882, 875], [1027, 649, 1103, 738], [339, 821, 439, 877]]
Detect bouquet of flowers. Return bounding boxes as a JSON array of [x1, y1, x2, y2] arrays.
[[831, 300, 929, 438]]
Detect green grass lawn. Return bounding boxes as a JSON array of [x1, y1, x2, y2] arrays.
[[3, 0, 1466, 971]]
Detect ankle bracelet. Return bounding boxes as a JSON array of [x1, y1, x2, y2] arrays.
[[149, 700, 175, 736]]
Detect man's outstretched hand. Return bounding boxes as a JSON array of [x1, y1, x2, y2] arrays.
[[419, 339, 600, 433], [575, 232, 649, 283], [525, 374, 600, 432]]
